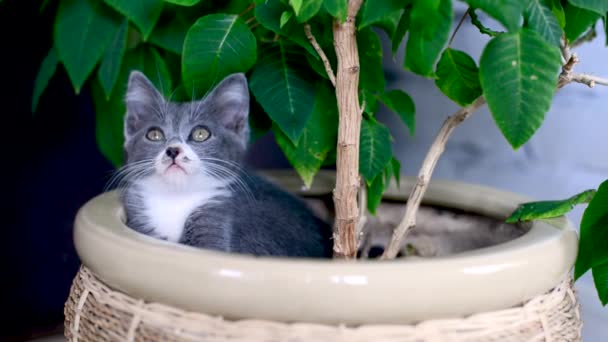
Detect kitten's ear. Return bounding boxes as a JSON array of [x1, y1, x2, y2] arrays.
[[206, 73, 250, 139], [124, 71, 164, 140]]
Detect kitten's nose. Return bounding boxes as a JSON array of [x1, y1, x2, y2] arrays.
[[165, 147, 181, 159]]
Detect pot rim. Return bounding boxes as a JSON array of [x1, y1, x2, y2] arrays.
[[73, 170, 578, 324]]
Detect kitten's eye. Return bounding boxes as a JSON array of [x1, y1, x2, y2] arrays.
[[191, 127, 210, 142], [146, 128, 165, 142]]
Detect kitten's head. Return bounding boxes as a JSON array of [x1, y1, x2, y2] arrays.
[[122, 71, 250, 187]]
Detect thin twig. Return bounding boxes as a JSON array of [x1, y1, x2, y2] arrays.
[[560, 36, 572, 65], [304, 23, 336, 87], [571, 74, 608, 87], [246, 17, 256, 25], [239, 3, 255, 17], [469, 8, 503, 37], [572, 26, 597, 48], [249, 22, 260, 30], [381, 96, 487, 259], [558, 52, 608, 88], [449, 7, 471, 47]]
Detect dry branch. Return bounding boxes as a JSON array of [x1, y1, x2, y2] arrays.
[[381, 96, 487, 259], [304, 24, 336, 87]]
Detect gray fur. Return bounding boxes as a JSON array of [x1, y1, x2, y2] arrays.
[[117, 71, 332, 258]]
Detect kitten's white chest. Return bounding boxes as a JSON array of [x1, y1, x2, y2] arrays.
[[138, 177, 229, 242]]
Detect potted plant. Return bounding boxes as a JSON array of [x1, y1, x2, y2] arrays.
[[33, 0, 607, 340]]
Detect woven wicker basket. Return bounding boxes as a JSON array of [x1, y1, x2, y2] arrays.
[[65, 266, 582, 342]]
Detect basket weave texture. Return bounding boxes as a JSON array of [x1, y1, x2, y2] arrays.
[[64, 266, 582, 342]]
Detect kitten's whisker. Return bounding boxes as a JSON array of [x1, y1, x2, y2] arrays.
[[204, 168, 255, 205], [202, 165, 248, 198], [105, 159, 155, 192], [143, 102, 165, 121], [199, 157, 255, 183], [203, 163, 256, 204]]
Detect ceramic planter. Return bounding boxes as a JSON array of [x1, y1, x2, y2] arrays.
[[64, 170, 581, 341]]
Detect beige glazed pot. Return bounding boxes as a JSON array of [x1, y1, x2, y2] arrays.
[[65, 170, 582, 341]]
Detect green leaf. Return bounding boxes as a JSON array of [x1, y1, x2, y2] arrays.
[[164, 0, 201, 5], [506, 189, 595, 223], [255, 0, 318, 57], [375, 12, 405, 38], [564, 3, 601, 41], [479, 29, 561, 149], [367, 173, 385, 214], [404, 0, 452, 77], [464, 0, 526, 32], [324, 0, 347, 22], [391, 6, 411, 55], [379, 89, 415, 135], [435, 48, 482, 106], [98, 19, 128, 99], [547, 0, 566, 28], [103, 0, 163, 39], [409, 0, 440, 37], [54, 0, 122, 93], [290, 0, 322, 22], [359, 0, 403, 29], [524, 0, 563, 46], [359, 118, 393, 183], [280, 11, 293, 28], [591, 263, 608, 305], [575, 179, 608, 280], [605, 16, 608, 46], [360, 89, 379, 114], [358, 28, 385, 92], [141, 46, 173, 96], [32, 48, 59, 113], [250, 44, 316, 144], [289, 0, 302, 14], [92, 78, 124, 167], [368, 157, 401, 214], [274, 83, 338, 188], [568, 0, 608, 15], [182, 14, 257, 97], [249, 100, 273, 142], [391, 157, 401, 186], [149, 16, 189, 54]]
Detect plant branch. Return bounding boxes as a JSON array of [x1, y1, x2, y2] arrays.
[[469, 9, 503, 37], [304, 23, 336, 87], [572, 26, 597, 48], [449, 7, 471, 47], [559, 53, 608, 88], [382, 41, 608, 260], [381, 96, 487, 259], [560, 36, 572, 64], [239, 3, 255, 17], [332, 0, 364, 259]]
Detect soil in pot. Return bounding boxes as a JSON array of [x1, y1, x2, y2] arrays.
[[303, 195, 530, 259]]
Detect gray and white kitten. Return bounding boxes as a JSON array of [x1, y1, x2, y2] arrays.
[[119, 71, 332, 258]]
